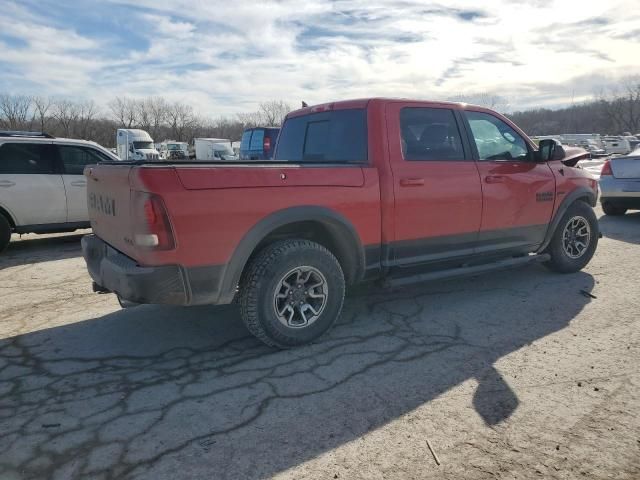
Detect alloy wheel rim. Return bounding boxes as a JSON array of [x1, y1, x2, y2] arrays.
[[562, 216, 591, 259], [273, 266, 328, 329]]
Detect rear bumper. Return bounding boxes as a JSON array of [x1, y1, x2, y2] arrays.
[[82, 234, 228, 306], [600, 197, 640, 209]]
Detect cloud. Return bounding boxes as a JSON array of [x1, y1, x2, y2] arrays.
[[0, 0, 639, 116]]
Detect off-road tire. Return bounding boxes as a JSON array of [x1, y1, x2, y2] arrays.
[[544, 201, 599, 273], [602, 201, 627, 216], [0, 215, 11, 253], [239, 239, 345, 348]]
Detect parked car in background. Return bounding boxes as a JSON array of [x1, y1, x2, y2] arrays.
[[82, 98, 598, 348], [0, 131, 118, 252], [578, 140, 607, 158], [158, 140, 188, 160], [599, 152, 640, 215], [239, 127, 280, 160], [194, 138, 238, 161], [116, 129, 160, 161], [603, 136, 632, 155]]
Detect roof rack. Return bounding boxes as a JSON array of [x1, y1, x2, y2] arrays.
[[0, 130, 55, 139]]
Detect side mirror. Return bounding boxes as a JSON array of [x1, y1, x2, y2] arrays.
[[538, 139, 565, 162], [129, 145, 134, 153]]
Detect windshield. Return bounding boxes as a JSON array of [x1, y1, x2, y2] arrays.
[[215, 147, 237, 160], [133, 141, 153, 150]]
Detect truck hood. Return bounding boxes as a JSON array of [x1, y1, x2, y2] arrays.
[[561, 146, 590, 167]]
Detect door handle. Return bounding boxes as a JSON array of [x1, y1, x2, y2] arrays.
[[484, 175, 505, 184], [71, 180, 87, 187], [0, 180, 16, 187], [400, 178, 425, 186]]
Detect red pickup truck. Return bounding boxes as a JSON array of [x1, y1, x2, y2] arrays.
[[83, 98, 599, 348]]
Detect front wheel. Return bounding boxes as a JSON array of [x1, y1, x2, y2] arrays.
[[544, 201, 599, 273], [239, 239, 345, 348]]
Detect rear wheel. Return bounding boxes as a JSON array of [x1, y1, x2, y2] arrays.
[[239, 239, 345, 348], [0, 215, 11, 253], [544, 201, 598, 273], [602, 201, 627, 216]]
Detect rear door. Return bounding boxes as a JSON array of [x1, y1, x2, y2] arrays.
[[463, 110, 555, 253], [0, 142, 66, 226], [386, 103, 483, 266], [58, 144, 110, 222]]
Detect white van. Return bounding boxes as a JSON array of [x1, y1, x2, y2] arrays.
[[116, 129, 160, 161], [0, 131, 119, 252], [194, 138, 238, 161]]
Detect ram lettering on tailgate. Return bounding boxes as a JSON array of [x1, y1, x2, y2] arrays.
[[89, 192, 116, 217]]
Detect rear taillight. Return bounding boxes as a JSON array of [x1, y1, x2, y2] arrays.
[[600, 160, 613, 176], [263, 136, 271, 152], [133, 192, 175, 250]]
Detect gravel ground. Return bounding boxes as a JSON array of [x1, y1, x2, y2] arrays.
[[0, 207, 639, 480]]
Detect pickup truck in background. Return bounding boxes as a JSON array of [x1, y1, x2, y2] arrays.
[[82, 98, 599, 348]]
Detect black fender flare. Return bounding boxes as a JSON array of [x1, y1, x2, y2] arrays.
[[537, 187, 597, 253], [217, 206, 366, 303]]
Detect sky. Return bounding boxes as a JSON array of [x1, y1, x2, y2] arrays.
[[0, 0, 639, 116]]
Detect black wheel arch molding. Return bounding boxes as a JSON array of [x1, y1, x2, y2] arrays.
[[217, 205, 368, 304], [537, 187, 598, 253]]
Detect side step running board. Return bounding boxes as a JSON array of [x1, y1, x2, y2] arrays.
[[383, 254, 551, 289]]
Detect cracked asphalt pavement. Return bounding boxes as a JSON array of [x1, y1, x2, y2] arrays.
[[1, 207, 639, 479]]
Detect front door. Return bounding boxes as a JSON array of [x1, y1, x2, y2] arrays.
[[463, 110, 556, 253], [386, 103, 483, 266]]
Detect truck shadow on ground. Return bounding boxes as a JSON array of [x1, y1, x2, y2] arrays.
[[1, 233, 86, 269], [598, 211, 640, 245], [0, 266, 595, 479]]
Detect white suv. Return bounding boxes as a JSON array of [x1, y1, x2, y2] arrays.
[[0, 131, 119, 252]]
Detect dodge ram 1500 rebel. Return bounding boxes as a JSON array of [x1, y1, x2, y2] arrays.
[[82, 98, 599, 348]]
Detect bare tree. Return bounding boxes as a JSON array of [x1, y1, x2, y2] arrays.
[[77, 100, 98, 139], [33, 96, 53, 133], [167, 101, 195, 141], [138, 97, 168, 140], [599, 78, 640, 134], [108, 97, 138, 128], [257, 100, 292, 126], [52, 99, 80, 137], [0, 94, 33, 130], [452, 93, 510, 113]]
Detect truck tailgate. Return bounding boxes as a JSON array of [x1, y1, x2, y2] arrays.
[[85, 164, 136, 258]]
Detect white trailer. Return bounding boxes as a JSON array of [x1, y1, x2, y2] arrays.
[[194, 138, 238, 161], [116, 129, 160, 161]]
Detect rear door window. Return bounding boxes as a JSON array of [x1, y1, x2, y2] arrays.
[[275, 109, 367, 163], [400, 108, 466, 160], [249, 129, 264, 150], [0, 143, 54, 174]]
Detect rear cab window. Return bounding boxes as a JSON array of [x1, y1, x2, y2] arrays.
[[274, 109, 367, 163]]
